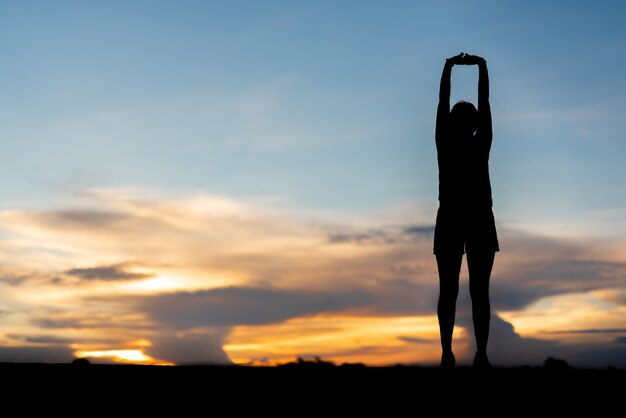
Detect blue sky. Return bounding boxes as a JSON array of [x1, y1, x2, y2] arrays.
[[0, 1, 625, 366], [2, 0, 625, 222]]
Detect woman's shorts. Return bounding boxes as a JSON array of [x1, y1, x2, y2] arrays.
[[434, 207, 500, 255]]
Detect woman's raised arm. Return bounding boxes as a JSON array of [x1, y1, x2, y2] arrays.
[[464, 54, 492, 141], [436, 53, 464, 143]]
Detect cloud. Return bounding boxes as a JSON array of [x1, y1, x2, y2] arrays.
[[594, 288, 626, 306], [567, 345, 626, 368], [27, 209, 129, 228], [0, 188, 624, 366], [545, 329, 626, 335], [388, 264, 423, 276], [136, 286, 371, 328], [327, 224, 434, 245], [403, 225, 436, 237], [32, 312, 155, 331], [0, 274, 28, 286], [0, 346, 74, 363], [7, 334, 75, 344], [359, 279, 437, 316], [64, 263, 154, 282], [455, 314, 626, 368], [397, 336, 431, 344], [491, 259, 626, 310], [145, 331, 231, 365], [457, 314, 560, 366]]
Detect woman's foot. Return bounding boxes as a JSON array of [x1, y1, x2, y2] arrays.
[[440, 351, 456, 368], [472, 351, 492, 369]]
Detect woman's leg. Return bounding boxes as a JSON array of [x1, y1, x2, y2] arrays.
[[436, 252, 463, 362], [466, 250, 495, 357]]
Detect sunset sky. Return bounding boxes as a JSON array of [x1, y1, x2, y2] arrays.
[[1, 0, 625, 367]]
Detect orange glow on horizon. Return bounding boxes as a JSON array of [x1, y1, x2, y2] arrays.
[[74, 349, 174, 365], [223, 314, 463, 366]]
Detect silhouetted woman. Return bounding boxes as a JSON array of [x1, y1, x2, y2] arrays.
[[435, 53, 499, 368]]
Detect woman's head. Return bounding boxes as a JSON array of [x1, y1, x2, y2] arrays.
[[450, 101, 478, 135]]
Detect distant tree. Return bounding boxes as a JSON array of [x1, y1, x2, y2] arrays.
[[543, 357, 571, 369], [71, 358, 91, 366]]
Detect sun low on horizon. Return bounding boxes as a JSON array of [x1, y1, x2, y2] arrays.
[[1, 1, 625, 368]]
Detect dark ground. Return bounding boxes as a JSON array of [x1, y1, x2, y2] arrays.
[[1, 363, 622, 414], [2, 359, 623, 400]]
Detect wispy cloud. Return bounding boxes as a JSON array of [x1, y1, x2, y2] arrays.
[[64, 263, 154, 282], [544, 329, 626, 334], [327, 224, 433, 245]]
